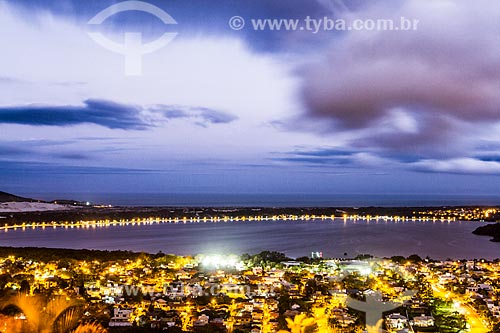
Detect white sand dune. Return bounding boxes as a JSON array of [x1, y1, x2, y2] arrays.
[[0, 202, 71, 212]]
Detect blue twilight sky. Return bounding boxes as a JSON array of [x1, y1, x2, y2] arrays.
[[1, 0, 500, 197]]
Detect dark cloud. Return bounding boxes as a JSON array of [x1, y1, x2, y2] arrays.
[[273, 156, 352, 165], [195, 107, 238, 124], [475, 156, 500, 163], [8, 0, 328, 49], [0, 99, 148, 129], [51, 152, 91, 160], [292, 147, 355, 157], [275, 145, 500, 175], [272, 147, 357, 166], [299, 0, 500, 162], [156, 105, 238, 127], [6, 0, 374, 54], [0, 141, 92, 161], [0, 100, 237, 129], [350, 114, 466, 160], [0, 137, 168, 162]]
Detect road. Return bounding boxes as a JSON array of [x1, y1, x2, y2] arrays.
[[430, 283, 489, 333]]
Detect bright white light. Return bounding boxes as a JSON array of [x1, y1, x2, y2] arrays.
[[200, 254, 242, 269]]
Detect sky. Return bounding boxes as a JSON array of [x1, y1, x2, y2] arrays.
[[1, 0, 500, 198]]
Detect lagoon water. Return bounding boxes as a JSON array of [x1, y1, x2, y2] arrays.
[[0, 219, 498, 260]]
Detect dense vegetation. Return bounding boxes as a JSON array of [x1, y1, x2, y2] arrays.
[[0, 247, 156, 262], [473, 223, 500, 242], [0, 191, 37, 203]]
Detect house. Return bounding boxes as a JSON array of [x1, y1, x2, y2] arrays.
[[252, 267, 263, 275], [331, 308, 356, 326], [235, 311, 253, 325], [193, 314, 210, 327], [385, 313, 408, 330], [478, 283, 493, 292], [282, 261, 301, 268], [438, 273, 455, 285], [154, 298, 169, 311], [412, 314, 434, 327], [243, 302, 254, 312], [252, 309, 263, 321], [467, 286, 479, 293], [109, 307, 134, 327], [210, 317, 225, 328], [283, 310, 300, 317], [175, 270, 191, 280]]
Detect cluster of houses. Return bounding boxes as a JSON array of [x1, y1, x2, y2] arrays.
[[0, 254, 498, 332], [434, 260, 500, 320], [385, 313, 435, 332], [97, 260, 433, 332]]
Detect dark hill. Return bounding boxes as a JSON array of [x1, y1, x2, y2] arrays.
[[472, 223, 500, 242], [0, 191, 39, 203]]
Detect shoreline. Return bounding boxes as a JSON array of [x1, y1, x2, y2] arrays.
[[1, 203, 498, 251], [0, 246, 498, 262], [472, 223, 500, 242], [1, 204, 499, 225]]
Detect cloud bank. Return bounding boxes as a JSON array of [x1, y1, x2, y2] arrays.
[[297, 0, 500, 173], [0, 99, 237, 129]]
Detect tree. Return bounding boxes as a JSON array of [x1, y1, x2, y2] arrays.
[[278, 313, 316, 333], [296, 257, 312, 264], [251, 251, 290, 265], [20, 280, 30, 294], [0, 274, 12, 290], [490, 322, 500, 333], [431, 299, 467, 333], [0, 294, 83, 333], [407, 254, 423, 263], [390, 256, 406, 264], [71, 322, 108, 333]]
